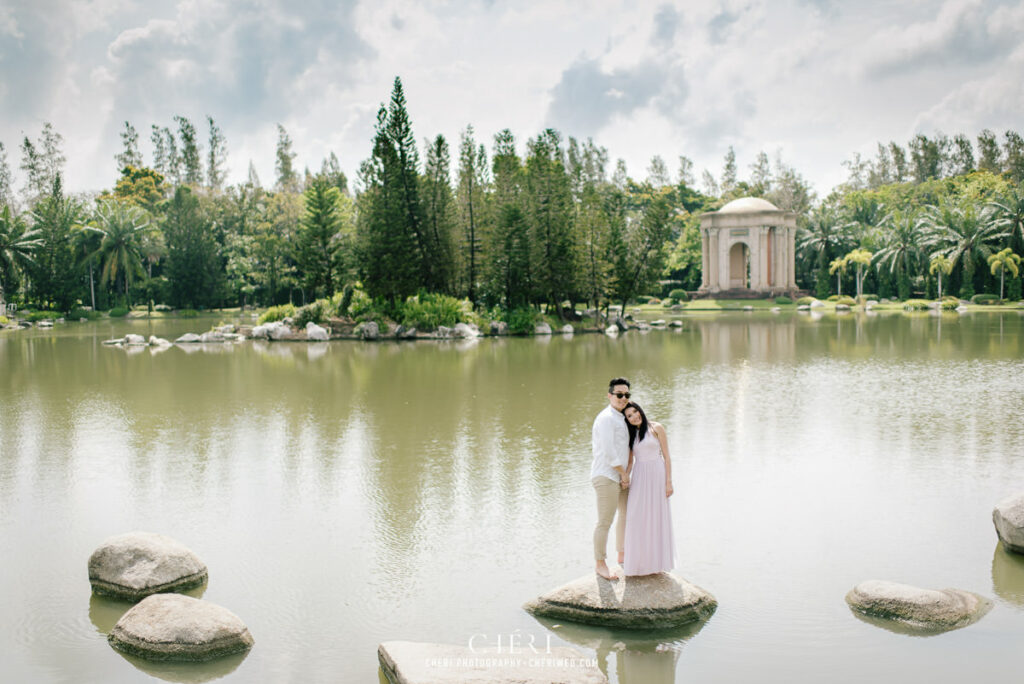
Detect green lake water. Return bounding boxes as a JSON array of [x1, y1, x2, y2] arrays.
[[1, 310, 1024, 683]]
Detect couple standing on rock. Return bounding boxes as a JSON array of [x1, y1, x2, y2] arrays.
[[591, 377, 676, 580]]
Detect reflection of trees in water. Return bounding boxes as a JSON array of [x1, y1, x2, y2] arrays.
[[530, 615, 708, 684], [992, 541, 1024, 607]]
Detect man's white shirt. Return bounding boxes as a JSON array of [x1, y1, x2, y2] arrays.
[[591, 404, 629, 481]]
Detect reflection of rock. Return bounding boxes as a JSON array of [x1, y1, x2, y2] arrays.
[[605, 325, 619, 335], [993, 493, 1024, 553], [992, 541, 1024, 606], [114, 650, 249, 683], [845, 580, 991, 633], [377, 641, 606, 683], [524, 573, 717, 629], [89, 532, 208, 601], [530, 614, 704, 684], [109, 594, 254, 662]]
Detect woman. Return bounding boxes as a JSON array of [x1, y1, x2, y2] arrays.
[[622, 401, 675, 576]]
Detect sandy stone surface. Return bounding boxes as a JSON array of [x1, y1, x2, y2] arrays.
[[994, 493, 1024, 553], [89, 532, 208, 601], [523, 572, 717, 629], [378, 640, 606, 683], [109, 593, 253, 662], [845, 580, 991, 631]]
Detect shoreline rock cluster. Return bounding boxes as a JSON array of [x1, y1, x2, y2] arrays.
[[89, 532, 253, 663]]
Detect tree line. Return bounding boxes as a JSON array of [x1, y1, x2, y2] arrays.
[[1, 76, 1023, 320]]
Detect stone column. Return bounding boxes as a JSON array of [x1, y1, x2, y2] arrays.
[[701, 230, 709, 289], [788, 226, 797, 289]]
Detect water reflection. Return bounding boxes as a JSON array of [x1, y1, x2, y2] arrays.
[[531, 616, 708, 684], [992, 542, 1024, 607], [115, 651, 249, 683]]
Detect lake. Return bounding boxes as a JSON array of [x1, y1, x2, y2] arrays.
[[1, 310, 1023, 683]]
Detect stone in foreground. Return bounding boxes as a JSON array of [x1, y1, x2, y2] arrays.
[[523, 572, 717, 629], [993, 493, 1024, 553], [89, 532, 208, 601], [378, 640, 606, 684], [845, 580, 991, 632], [109, 594, 253, 662]]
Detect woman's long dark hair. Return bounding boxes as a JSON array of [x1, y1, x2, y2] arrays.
[[624, 401, 650, 450]]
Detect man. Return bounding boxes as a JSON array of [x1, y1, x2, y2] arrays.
[[591, 377, 632, 580]]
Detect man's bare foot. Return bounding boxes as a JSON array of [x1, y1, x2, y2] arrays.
[[595, 560, 619, 580]]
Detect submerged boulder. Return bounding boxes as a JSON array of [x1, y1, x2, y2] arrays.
[[524, 572, 717, 629], [88, 532, 208, 601], [378, 640, 606, 684], [845, 580, 991, 632], [109, 594, 253, 662], [994, 493, 1024, 553]]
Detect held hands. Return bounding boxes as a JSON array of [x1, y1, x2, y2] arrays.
[[620, 474, 630, 489]]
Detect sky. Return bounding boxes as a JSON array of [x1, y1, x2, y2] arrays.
[[1, 0, 1023, 199]]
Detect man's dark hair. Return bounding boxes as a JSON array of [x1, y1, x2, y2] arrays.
[[608, 377, 630, 393]]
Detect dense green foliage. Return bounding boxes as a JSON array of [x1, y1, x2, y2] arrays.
[[1, 92, 1022, 322]]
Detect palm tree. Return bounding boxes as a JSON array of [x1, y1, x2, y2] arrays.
[[873, 212, 923, 300], [844, 248, 873, 299], [988, 183, 1024, 253], [85, 201, 152, 308], [71, 223, 102, 311], [920, 200, 1006, 298], [987, 248, 1021, 300], [798, 205, 854, 297], [829, 256, 847, 296], [0, 205, 41, 309], [929, 254, 953, 301]]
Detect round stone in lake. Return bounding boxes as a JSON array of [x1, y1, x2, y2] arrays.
[[524, 572, 717, 629], [109, 593, 254, 662], [845, 580, 991, 633], [993, 493, 1024, 553], [88, 532, 208, 601]]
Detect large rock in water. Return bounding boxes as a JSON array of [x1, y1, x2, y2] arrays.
[[88, 532, 208, 601], [534, 321, 552, 335], [109, 594, 253, 662], [993, 493, 1024, 553], [845, 580, 991, 632], [175, 333, 201, 344], [524, 572, 717, 629], [305, 321, 329, 341], [378, 641, 606, 684]]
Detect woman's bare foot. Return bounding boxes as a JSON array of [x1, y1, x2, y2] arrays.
[[617, 551, 624, 564], [595, 560, 619, 580]]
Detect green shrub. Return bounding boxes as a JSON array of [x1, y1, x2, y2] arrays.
[[154, 304, 173, 312], [970, 293, 999, 304], [177, 309, 200, 318], [401, 293, 465, 330], [835, 295, 856, 306], [668, 289, 689, 302], [294, 299, 329, 327], [940, 296, 960, 310], [27, 310, 61, 321], [332, 285, 354, 317], [69, 308, 101, 320], [862, 293, 879, 301], [0, 315, 8, 325], [826, 294, 840, 302], [774, 296, 793, 305], [662, 299, 675, 307], [903, 299, 930, 311], [347, 287, 381, 322], [647, 297, 661, 305], [504, 307, 539, 335], [796, 296, 817, 306], [108, 306, 129, 318], [257, 303, 296, 324]]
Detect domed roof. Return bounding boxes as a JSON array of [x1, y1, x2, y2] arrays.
[[717, 197, 780, 213]]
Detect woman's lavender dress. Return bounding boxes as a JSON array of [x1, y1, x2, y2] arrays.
[[623, 431, 675, 576]]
